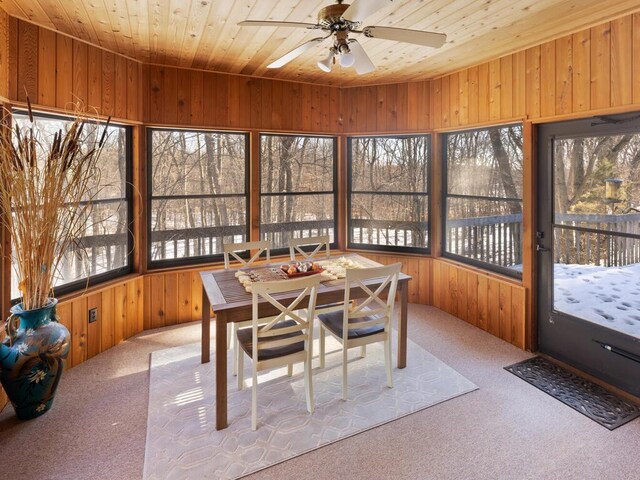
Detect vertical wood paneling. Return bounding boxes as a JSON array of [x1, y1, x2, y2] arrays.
[[449, 73, 459, 127], [101, 288, 115, 351], [87, 293, 101, 359], [590, 22, 611, 110], [488, 59, 501, 121], [555, 36, 573, 115], [87, 46, 102, 111], [525, 46, 541, 118], [467, 66, 479, 124], [499, 55, 512, 119], [0, 11, 9, 98], [540, 41, 556, 117], [610, 16, 632, 107], [478, 62, 490, 123], [71, 297, 88, 366], [55, 34, 73, 109], [572, 29, 591, 112], [634, 13, 640, 104], [114, 55, 128, 118], [37, 27, 56, 106], [101, 51, 115, 116], [18, 21, 38, 101]]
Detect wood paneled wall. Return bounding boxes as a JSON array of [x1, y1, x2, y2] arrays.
[[0, 10, 9, 99], [341, 81, 431, 134], [55, 277, 144, 368], [432, 259, 526, 349], [430, 12, 640, 129], [144, 65, 342, 133], [7, 19, 142, 121]]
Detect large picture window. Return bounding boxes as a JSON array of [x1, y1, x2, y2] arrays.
[[348, 135, 430, 253], [443, 124, 523, 276], [11, 112, 132, 298], [259, 134, 337, 251], [148, 129, 249, 267]]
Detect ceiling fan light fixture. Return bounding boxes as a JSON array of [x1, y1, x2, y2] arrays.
[[318, 50, 335, 72], [340, 51, 355, 67]]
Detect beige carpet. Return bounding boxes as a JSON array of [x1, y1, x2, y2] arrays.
[[144, 333, 477, 479], [1, 305, 639, 480]]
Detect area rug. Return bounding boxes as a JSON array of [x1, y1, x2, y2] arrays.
[[143, 333, 478, 479], [505, 356, 640, 430]]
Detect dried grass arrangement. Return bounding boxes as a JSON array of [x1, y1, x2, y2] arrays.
[[0, 102, 111, 310]]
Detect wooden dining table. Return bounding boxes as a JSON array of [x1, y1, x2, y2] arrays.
[[200, 253, 412, 430]]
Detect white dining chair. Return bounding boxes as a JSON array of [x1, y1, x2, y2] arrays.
[[223, 239, 271, 376], [288, 234, 331, 261], [317, 262, 401, 400], [236, 275, 320, 430]]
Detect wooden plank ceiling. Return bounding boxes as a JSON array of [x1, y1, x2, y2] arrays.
[[2, 0, 640, 86]]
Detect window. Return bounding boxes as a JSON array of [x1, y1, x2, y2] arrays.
[[260, 134, 337, 252], [11, 112, 132, 298], [148, 129, 249, 266], [348, 135, 431, 253], [443, 124, 523, 276]]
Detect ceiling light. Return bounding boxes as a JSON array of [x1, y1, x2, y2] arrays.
[[340, 51, 355, 67], [318, 50, 335, 72]]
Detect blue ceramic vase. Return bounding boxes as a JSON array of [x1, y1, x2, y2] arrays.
[[0, 298, 71, 420]]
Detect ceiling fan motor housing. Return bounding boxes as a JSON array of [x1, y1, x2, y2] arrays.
[[317, 3, 353, 30]]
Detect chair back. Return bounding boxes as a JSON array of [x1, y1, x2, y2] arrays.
[[250, 275, 321, 359], [342, 263, 402, 336], [223, 240, 270, 269], [288, 235, 330, 261]]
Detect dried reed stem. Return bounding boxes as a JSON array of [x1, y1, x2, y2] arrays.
[[0, 102, 110, 310]]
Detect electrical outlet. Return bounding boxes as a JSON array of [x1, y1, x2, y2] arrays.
[[88, 308, 98, 323]]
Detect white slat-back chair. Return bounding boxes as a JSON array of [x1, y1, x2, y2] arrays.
[[223, 240, 271, 376], [317, 263, 401, 400], [288, 235, 331, 261], [236, 275, 320, 430]]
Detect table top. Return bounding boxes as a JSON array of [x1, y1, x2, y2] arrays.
[[200, 253, 411, 313]]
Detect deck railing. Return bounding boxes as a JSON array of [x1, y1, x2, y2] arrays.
[[350, 219, 429, 248]]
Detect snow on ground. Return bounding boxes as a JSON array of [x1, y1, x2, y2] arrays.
[[554, 262, 640, 338]]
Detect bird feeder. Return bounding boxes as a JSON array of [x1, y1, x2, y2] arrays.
[[604, 178, 623, 204]]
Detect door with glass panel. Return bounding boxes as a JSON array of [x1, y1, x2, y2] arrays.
[[537, 115, 640, 396]]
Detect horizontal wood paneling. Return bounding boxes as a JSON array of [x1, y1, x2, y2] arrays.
[[8, 19, 142, 120], [144, 65, 342, 133], [432, 259, 526, 349], [430, 12, 640, 129]]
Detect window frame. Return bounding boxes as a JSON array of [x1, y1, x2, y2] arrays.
[[10, 109, 134, 300], [258, 132, 339, 257], [146, 127, 251, 269], [441, 123, 523, 278], [347, 134, 432, 255]]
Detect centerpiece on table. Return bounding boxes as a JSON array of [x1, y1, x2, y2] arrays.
[[0, 101, 110, 419]]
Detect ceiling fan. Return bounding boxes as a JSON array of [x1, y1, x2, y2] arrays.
[[238, 0, 447, 75]]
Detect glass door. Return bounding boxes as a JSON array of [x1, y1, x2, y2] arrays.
[[537, 114, 640, 396]]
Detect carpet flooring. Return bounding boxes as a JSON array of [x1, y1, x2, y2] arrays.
[[1, 305, 639, 480]]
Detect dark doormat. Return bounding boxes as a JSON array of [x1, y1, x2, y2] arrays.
[[505, 356, 640, 430]]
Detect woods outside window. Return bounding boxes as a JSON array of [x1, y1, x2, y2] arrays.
[[443, 124, 523, 276], [11, 112, 132, 298], [348, 135, 431, 253], [259, 134, 337, 252], [148, 129, 249, 267]]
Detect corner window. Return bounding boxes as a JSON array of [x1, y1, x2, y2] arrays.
[[11, 112, 132, 298], [348, 135, 431, 253], [259, 134, 337, 252], [148, 129, 249, 267], [443, 124, 523, 276]]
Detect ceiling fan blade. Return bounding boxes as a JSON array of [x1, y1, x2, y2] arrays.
[[342, 0, 393, 23], [267, 37, 326, 69], [348, 40, 375, 75], [363, 26, 446, 48], [238, 20, 321, 30]]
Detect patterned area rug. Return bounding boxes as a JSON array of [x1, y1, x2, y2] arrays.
[[505, 356, 640, 430], [143, 333, 477, 479]]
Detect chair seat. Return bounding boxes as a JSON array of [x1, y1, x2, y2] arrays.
[[236, 320, 305, 361], [317, 310, 385, 339]]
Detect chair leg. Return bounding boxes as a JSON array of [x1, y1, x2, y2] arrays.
[[305, 346, 314, 413], [342, 344, 349, 401], [287, 363, 293, 377], [232, 324, 238, 376], [319, 325, 326, 369], [227, 323, 232, 350], [237, 348, 244, 391], [385, 337, 393, 388], [251, 364, 258, 431], [360, 345, 366, 358]]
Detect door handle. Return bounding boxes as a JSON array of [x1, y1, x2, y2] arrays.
[[536, 245, 549, 252]]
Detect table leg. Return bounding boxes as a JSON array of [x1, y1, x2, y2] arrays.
[[201, 286, 211, 364], [216, 312, 228, 430], [397, 281, 408, 369]]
